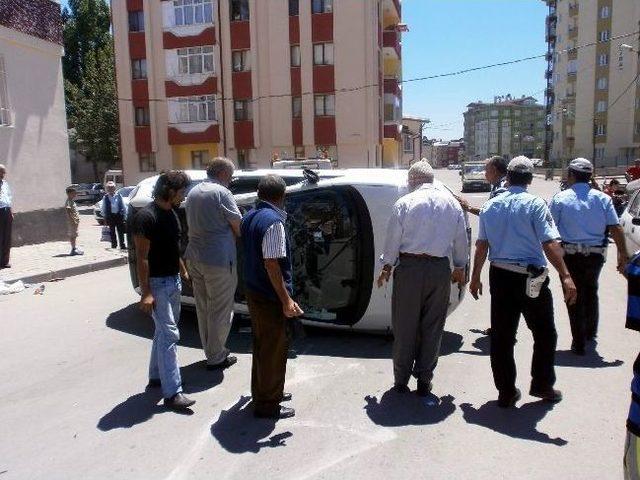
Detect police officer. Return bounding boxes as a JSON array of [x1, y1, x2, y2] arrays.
[[457, 155, 509, 216], [469, 156, 577, 408], [549, 158, 628, 355]]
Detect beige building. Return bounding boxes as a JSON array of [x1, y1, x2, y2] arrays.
[[543, 0, 640, 168], [0, 0, 71, 245], [111, 0, 404, 185], [400, 115, 427, 167]]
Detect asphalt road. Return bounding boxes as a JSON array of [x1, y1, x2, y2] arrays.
[[0, 170, 634, 480]]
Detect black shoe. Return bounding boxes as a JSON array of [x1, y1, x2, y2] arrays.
[[120, 247, 128, 251], [282, 392, 292, 402], [497, 388, 521, 408], [483, 327, 492, 336], [254, 406, 295, 419], [164, 393, 195, 411], [571, 341, 586, 356], [416, 381, 433, 397], [529, 386, 563, 403], [393, 384, 410, 394], [147, 378, 161, 388], [206, 356, 238, 370]]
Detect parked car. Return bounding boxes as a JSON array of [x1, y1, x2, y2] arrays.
[[621, 188, 640, 255], [93, 186, 135, 225], [127, 169, 471, 333], [447, 164, 462, 170], [460, 162, 491, 192]]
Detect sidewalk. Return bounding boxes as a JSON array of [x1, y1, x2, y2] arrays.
[[0, 207, 128, 285]]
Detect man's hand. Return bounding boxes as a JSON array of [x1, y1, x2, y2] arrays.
[[561, 275, 578, 306], [617, 252, 629, 277], [139, 293, 154, 315], [180, 265, 190, 282], [377, 266, 392, 288], [469, 276, 483, 300], [453, 194, 469, 212], [283, 298, 304, 318], [451, 268, 466, 286]]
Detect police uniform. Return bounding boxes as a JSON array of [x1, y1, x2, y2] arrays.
[[489, 176, 508, 199], [549, 158, 619, 354], [624, 253, 640, 480], [478, 157, 561, 403]]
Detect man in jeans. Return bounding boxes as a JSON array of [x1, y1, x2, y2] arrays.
[[241, 175, 303, 420], [185, 157, 241, 370], [133, 170, 194, 411]]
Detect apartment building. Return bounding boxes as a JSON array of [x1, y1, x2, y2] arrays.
[[0, 0, 72, 245], [400, 115, 427, 167], [463, 95, 545, 161], [112, 0, 404, 184], [543, 0, 640, 168], [423, 139, 464, 168]]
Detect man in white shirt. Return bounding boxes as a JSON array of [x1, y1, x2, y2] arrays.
[[378, 160, 468, 397], [0, 164, 13, 269]]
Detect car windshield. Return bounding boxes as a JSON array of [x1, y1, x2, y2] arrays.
[[464, 165, 485, 174], [118, 187, 134, 197]]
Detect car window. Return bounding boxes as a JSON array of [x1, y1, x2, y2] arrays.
[[629, 192, 640, 217]]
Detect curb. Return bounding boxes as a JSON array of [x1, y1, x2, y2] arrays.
[[3, 256, 128, 285]]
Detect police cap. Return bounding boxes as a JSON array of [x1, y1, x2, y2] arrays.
[[568, 157, 593, 174], [507, 156, 534, 174]]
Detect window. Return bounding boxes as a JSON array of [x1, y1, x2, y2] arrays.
[[174, 95, 216, 123], [232, 50, 251, 72], [600, 6, 610, 19], [599, 54, 609, 66], [0, 56, 10, 126], [567, 59, 577, 74], [135, 107, 150, 126], [289, 0, 299, 16], [596, 123, 607, 136], [597, 100, 607, 113], [313, 43, 334, 66], [294, 145, 305, 158], [490, 110, 498, 117], [230, 0, 249, 21], [595, 147, 605, 161], [237, 149, 249, 169], [403, 134, 413, 153], [191, 150, 210, 168], [292, 96, 302, 118], [312, 0, 332, 14], [599, 30, 610, 43], [290, 45, 301, 67], [234, 100, 252, 121], [174, 0, 213, 26], [597, 77, 608, 90], [129, 11, 144, 32], [314, 94, 335, 116], [139, 153, 156, 172], [177, 46, 214, 75], [635, 123, 640, 135], [131, 59, 147, 80]]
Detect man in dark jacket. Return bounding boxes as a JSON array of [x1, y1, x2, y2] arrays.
[[102, 181, 127, 249], [241, 174, 303, 420]]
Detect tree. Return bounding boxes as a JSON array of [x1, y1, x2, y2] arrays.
[[62, 0, 120, 179]]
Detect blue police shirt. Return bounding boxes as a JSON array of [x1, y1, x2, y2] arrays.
[[478, 186, 560, 268], [549, 182, 619, 247]]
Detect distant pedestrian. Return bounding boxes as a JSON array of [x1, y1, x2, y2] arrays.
[[378, 160, 468, 397], [101, 181, 127, 250], [185, 157, 242, 371], [241, 174, 303, 420], [65, 186, 84, 256], [0, 164, 13, 268], [549, 158, 629, 355], [457, 155, 509, 216], [627, 159, 640, 182], [470, 156, 577, 408], [132, 170, 195, 412]]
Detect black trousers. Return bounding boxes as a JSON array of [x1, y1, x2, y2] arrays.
[[0, 207, 12, 267], [247, 291, 289, 416], [564, 253, 605, 348], [107, 213, 126, 249], [489, 266, 557, 394]]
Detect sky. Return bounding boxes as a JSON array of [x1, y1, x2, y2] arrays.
[[402, 0, 549, 140], [60, 0, 548, 141]]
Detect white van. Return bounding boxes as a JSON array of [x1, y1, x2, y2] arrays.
[[104, 169, 124, 189]]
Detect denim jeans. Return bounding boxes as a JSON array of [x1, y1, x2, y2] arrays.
[[149, 275, 183, 398]]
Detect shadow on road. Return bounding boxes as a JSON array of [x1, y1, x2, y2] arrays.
[[211, 396, 293, 453], [555, 348, 623, 369], [106, 304, 464, 360], [97, 360, 222, 431], [458, 328, 491, 356], [363, 388, 456, 427], [460, 400, 567, 446]]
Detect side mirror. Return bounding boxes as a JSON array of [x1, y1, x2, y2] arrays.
[[632, 218, 640, 226]]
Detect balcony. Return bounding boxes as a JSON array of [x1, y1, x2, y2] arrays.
[[545, 25, 556, 42], [168, 123, 220, 145], [569, 2, 579, 16], [384, 124, 401, 140], [568, 26, 578, 40], [383, 76, 401, 96], [383, 0, 401, 28], [383, 30, 401, 59], [545, 69, 553, 80]]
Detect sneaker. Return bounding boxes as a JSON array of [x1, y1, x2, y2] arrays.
[[497, 388, 521, 408], [164, 393, 195, 411]]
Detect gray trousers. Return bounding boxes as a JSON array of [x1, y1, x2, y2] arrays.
[[392, 256, 451, 386], [187, 259, 237, 365]]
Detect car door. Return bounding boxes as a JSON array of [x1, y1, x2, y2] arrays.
[[621, 191, 640, 255]]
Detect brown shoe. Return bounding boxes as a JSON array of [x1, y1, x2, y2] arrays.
[[254, 406, 295, 420], [164, 393, 195, 411], [529, 386, 562, 403]]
